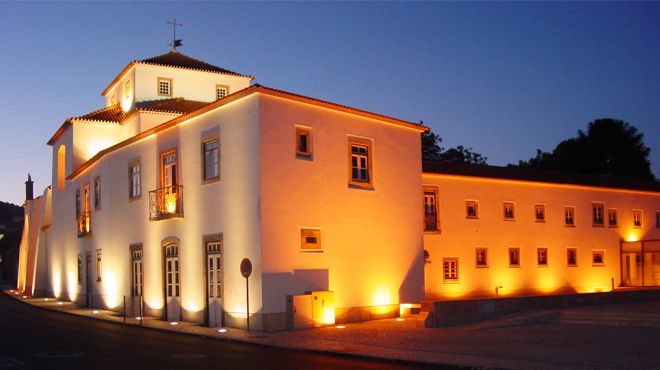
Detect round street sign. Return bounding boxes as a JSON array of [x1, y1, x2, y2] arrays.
[[240, 258, 252, 278]]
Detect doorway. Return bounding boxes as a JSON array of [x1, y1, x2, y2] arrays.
[[206, 239, 223, 327], [164, 243, 180, 322]]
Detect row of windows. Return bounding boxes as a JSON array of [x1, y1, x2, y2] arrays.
[[110, 79, 230, 104], [423, 189, 659, 232], [442, 248, 606, 282]]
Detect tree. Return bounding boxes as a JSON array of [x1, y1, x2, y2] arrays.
[[421, 128, 487, 165], [517, 118, 656, 182]]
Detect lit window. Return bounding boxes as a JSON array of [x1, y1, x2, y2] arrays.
[[503, 202, 515, 220], [535, 204, 545, 222], [424, 187, 439, 232], [567, 248, 577, 267], [96, 249, 102, 282], [475, 248, 488, 268], [509, 248, 520, 267], [296, 126, 313, 159], [632, 210, 642, 228], [94, 176, 101, 210], [300, 229, 322, 251], [129, 161, 141, 199], [466, 201, 478, 219], [443, 258, 459, 282], [216, 85, 229, 100], [592, 203, 604, 226], [537, 248, 548, 266], [158, 77, 172, 97], [203, 138, 220, 181], [348, 138, 373, 188], [592, 250, 605, 266], [608, 209, 617, 227], [564, 207, 575, 226]]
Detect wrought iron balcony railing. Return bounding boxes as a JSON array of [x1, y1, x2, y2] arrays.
[[149, 185, 184, 221], [77, 211, 92, 237]]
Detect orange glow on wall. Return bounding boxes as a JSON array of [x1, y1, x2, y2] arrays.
[[57, 145, 66, 192]]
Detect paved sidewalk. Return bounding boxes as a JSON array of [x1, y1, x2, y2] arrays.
[[5, 289, 660, 370]]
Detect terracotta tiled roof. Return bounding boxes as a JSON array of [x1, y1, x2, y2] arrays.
[[136, 98, 210, 114], [139, 51, 252, 78], [423, 160, 660, 192], [75, 105, 126, 123]]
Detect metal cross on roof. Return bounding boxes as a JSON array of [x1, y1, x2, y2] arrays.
[[166, 17, 183, 52]]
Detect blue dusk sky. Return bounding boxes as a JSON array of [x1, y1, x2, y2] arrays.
[[0, 2, 658, 205]]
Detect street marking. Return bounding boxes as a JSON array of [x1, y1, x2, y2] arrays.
[[35, 351, 83, 358], [0, 357, 25, 368]]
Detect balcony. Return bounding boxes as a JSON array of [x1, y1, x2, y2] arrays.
[[77, 211, 91, 237], [149, 185, 184, 221]]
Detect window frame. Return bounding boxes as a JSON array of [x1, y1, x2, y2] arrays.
[[632, 209, 643, 228], [567, 247, 578, 267], [592, 250, 605, 266], [96, 249, 102, 282], [508, 247, 521, 268], [130, 243, 143, 297], [300, 228, 323, 253], [77, 254, 83, 284], [442, 257, 459, 283], [656, 211, 660, 229], [475, 247, 488, 268], [537, 247, 548, 267], [466, 200, 479, 219], [347, 136, 374, 189], [534, 204, 546, 222], [128, 160, 142, 200], [201, 136, 220, 183], [592, 203, 604, 226], [215, 84, 229, 100], [423, 186, 440, 232], [503, 202, 515, 221], [94, 176, 101, 210], [564, 206, 576, 227], [295, 126, 313, 160], [157, 77, 173, 97], [607, 208, 618, 227]]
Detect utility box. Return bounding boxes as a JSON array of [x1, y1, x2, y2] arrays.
[[287, 291, 335, 330]]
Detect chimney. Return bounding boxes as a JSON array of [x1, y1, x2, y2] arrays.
[[25, 173, 34, 201]]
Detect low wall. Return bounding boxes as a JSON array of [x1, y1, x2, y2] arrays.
[[424, 289, 660, 327]]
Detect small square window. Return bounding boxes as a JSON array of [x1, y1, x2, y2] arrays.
[[300, 228, 322, 252], [202, 138, 220, 181], [509, 248, 520, 267], [443, 257, 459, 282], [633, 210, 642, 228], [564, 207, 575, 226], [466, 201, 479, 219], [296, 126, 313, 159], [503, 202, 515, 220], [537, 248, 548, 266], [216, 85, 229, 100], [158, 77, 172, 97], [567, 248, 577, 267], [475, 248, 488, 268], [592, 250, 605, 266], [592, 203, 604, 226], [535, 204, 545, 222], [608, 209, 617, 227]]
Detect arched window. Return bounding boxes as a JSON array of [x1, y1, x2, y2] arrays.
[[57, 145, 66, 192]]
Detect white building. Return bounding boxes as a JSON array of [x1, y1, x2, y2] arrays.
[[17, 50, 660, 331]]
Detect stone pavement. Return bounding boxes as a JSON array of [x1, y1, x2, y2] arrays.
[[5, 289, 660, 370]]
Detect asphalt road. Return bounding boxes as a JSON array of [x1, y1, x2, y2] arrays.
[[0, 292, 443, 370]]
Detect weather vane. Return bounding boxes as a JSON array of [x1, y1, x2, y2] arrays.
[[166, 17, 183, 52]]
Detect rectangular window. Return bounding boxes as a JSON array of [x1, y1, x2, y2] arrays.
[[348, 137, 373, 188], [592, 203, 604, 226], [129, 161, 141, 199], [567, 248, 577, 267], [475, 248, 488, 268], [466, 200, 479, 219], [158, 77, 172, 97], [131, 247, 143, 297], [535, 204, 545, 222], [300, 228, 322, 251], [161, 151, 177, 188], [202, 138, 220, 181], [592, 250, 605, 266], [94, 176, 101, 210], [509, 248, 520, 267], [216, 84, 229, 99], [96, 249, 102, 282], [295, 126, 313, 159], [608, 209, 617, 227], [443, 257, 459, 282], [424, 187, 439, 232], [633, 210, 642, 228], [124, 80, 131, 98], [75, 189, 81, 217], [564, 207, 575, 226], [206, 238, 223, 299], [503, 202, 515, 220], [656, 211, 660, 228], [537, 248, 548, 266], [77, 254, 83, 284]]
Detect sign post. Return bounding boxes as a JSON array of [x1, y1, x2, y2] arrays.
[[240, 258, 252, 332]]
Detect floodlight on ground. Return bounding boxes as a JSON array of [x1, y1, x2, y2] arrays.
[[169, 322, 178, 326], [217, 329, 227, 333], [57, 302, 63, 305], [336, 325, 345, 329], [396, 318, 405, 322], [92, 310, 99, 314]]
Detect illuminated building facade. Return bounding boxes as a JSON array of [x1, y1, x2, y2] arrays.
[[17, 51, 660, 331]]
